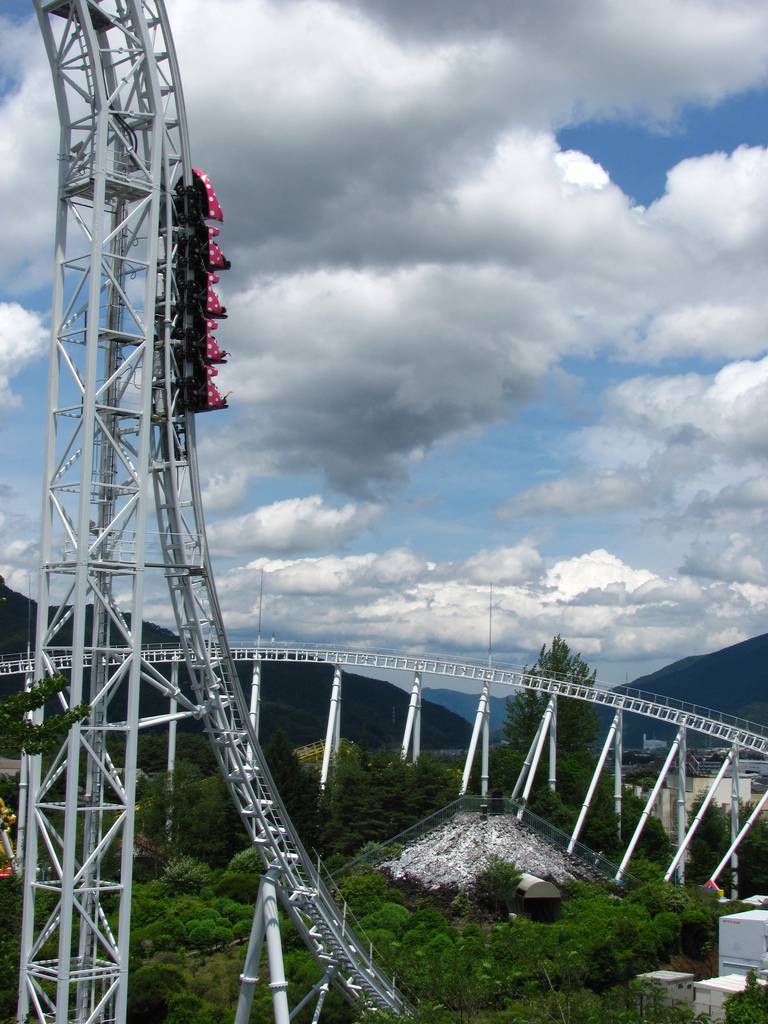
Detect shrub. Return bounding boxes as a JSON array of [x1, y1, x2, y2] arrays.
[[226, 846, 261, 874], [474, 857, 522, 918], [214, 871, 261, 904], [161, 856, 211, 895]]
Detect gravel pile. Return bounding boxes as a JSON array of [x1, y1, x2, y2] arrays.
[[379, 812, 598, 889]]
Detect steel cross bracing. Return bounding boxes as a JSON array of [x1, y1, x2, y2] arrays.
[[25, 3, 408, 1023], [5, 643, 766, 754]]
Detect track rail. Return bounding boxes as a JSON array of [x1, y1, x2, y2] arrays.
[[4, 643, 767, 754]]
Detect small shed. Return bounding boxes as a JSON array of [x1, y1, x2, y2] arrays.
[[515, 873, 561, 922]]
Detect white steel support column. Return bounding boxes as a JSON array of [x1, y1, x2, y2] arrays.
[[665, 749, 734, 882], [14, 664, 34, 871], [310, 976, 332, 1024], [710, 788, 768, 888], [481, 703, 490, 799], [730, 743, 740, 899], [234, 869, 289, 1024], [23, 5, 170, 1022], [568, 710, 620, 853], [250, 659, 262, 741], [511, 711, 547, 802], [288, 971, 333, 1023], [320, 666, 342, 790], [675, 727, 687, 884], [167, 659, 180, 778], [517, 697, 555, 819], [615, 728, 683, 882], [614, 709, 623, 836], [401, 669, 422, 762], [548, 695, 557, 792], [460, 681, 490, 796]]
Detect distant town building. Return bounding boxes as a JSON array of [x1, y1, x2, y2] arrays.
[[634, 773, 753, 834]]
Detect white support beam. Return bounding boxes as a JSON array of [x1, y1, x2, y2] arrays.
[[730, 743, 740, 899], [548, 695, 557, 792], [401, 670, 422, 762], [15, 665, 34, 871], [664, 748, 734, 882], [235, 869, 289, 1024], [516, 697, 555, 820], [511, 711, 547, 802], [568, 710, 620, 853], [675, 726, 687, 884], [615, 727, 683, 882], [710, 788, 768, 887], [167, 659, 179, 779], [320, 666, 342, 790], [460, 682, 490, 796], [250, 659, 262, 741], [481, 705, 490, 799], [246, 659, 261, 764], [614, 709, 623, 836], [1, 828, 14, 872], [310, 979, 331, 1024], [289, 971, 333, 1021]]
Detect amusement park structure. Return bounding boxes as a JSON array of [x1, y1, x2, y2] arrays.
[[11, 2, 768, 1023]]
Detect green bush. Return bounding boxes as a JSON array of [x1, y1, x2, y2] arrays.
[[126, 962, 185, 1023], [213, 871, 261, 904], [162, 856, 211, 895], [226, 846, 261, 874], [474, 856, 522, 917]]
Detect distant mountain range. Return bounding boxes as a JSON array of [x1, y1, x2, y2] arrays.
[[423, 687, 510, 741], [620, 633, 768, 746], [0, 581, 470, 750]]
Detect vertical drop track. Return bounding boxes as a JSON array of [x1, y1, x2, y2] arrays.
[[22, 3, 408, 1022]]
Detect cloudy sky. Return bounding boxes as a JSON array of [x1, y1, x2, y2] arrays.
[[2, 0, 768, 685]]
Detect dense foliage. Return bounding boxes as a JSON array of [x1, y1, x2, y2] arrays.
[[4, 634, 768, 1023]]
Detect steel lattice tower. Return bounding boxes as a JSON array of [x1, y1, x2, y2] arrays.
[[21, 4, 408, 1023]]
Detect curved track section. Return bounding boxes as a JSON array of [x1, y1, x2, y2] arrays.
[[23, 4, 407, 1022], [5, 644, 767, 754]]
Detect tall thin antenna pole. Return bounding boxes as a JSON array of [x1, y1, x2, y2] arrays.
[[257, 567, 264, 647], [488, 583, 493, 668]]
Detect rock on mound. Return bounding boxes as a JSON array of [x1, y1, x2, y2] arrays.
[[380, 812, 598, 889]]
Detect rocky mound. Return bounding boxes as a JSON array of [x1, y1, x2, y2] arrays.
[[379, 812, 599, 889]]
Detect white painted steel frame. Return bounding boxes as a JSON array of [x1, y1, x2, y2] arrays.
[[460, 681, 490, 796], [401, 669, 422, 762], [27, 3, 410, 1022], [23, 5, 169, 1022]]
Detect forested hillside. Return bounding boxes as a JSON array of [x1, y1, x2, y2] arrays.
[[3, 635, 768, 1023]]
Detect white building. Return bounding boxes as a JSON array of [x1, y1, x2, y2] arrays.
[[719, 909, 768, 977], [694, 974, 766, 1022]]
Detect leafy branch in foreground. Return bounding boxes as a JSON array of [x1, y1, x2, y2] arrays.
[[0, 674, 89, 756]]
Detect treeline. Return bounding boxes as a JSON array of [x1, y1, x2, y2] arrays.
[[131, 729, 459, 873]]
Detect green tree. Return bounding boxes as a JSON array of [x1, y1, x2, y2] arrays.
[[0, 673, 89, 756], [474, 856, 522, 918], [504, 635, 600, 756], [724, 969, 768, 1023]]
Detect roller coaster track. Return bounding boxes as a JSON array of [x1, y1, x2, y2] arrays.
[[20, 4, 406, 1022], [17, 4, 768, 1021], [4, 643, 767, 754]]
